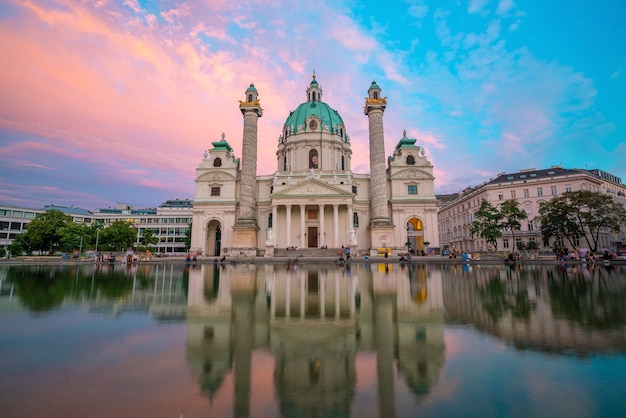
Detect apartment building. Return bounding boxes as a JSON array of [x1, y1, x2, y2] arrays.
[[437, 167, 626, 254]]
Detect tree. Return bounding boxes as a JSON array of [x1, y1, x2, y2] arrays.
[[499, 199, 528, 252], [470, 199, 503, 251], [100, 220, 136, 252], [141, 228, 159, 250], [536, 197, 581, 250], [8, 233, 31, 256], [537, 190, 626, 252], [22, 209, 73, 254], [58, 222, 91, 254]]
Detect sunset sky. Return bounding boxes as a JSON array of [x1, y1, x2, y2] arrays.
[[1, 0, 624, 210]]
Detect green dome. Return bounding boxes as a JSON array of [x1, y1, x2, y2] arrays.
[[369, 81, 380, 90], [246, 83, 257, 93], [284, 101, 345, 135]]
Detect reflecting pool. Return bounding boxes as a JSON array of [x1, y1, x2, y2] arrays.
[[1, 262, 625, 418]]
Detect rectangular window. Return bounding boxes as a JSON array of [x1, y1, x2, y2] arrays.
[[503, 238, 509, 248], [523, 189, 529, 198], [537, 187, 543, 197], [511, 190, 516, 199], [352, 186, 357, 194], [211, 187, 220, 196], [565, 185, 572, 192], [551, 186, 557, 195], [516, 238, 522, 248], [408, 185, 418, 195], [12, 211, 23, 218]]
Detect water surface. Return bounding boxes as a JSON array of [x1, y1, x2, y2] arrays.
[[1, 262, 625, 417]]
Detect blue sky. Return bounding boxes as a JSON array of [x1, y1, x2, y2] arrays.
[[0, 0, 624, 209]]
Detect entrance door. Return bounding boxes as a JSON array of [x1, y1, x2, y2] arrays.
[[308, 227, 318, 248]]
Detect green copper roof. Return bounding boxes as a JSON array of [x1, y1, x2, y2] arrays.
[[246, 83, 257, 93], [395, 137, 417, 149], [369, 81, 380, 90], [211, 139, 233, 152], [284, 101, 345, 134]]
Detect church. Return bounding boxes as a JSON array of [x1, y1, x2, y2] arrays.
[[190, 75, 439, 257]]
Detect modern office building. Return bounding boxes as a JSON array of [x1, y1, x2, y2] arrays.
[[191, 75, 440, 257], [1, 200, 193, 254], [437, 167, 626, 254]]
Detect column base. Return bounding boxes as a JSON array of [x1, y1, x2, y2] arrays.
[[230, 225, 258, 256], [369, 225, 396, 257]]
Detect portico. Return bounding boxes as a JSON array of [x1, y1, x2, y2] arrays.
[[270, 202, 354, 248]]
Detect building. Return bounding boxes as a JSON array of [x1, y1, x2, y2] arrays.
[[437, 166, 626, 254], [190, 75, 439, 257], [1, 200, 193, 255]]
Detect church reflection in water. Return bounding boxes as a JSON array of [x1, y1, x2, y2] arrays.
[[185, 262, 446, 417]]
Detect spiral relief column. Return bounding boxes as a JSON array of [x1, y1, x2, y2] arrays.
[[365, 81, 395, 255], [233, 84, 262, 255]]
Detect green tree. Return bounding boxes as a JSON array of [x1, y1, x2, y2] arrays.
[[469, 199, 503, 251], [22, 209, 73, 254], [58, 222, 91, 254], [499, 199, 528, 252], [8, 233, 31, 256], [141, 228, 159, 250], [537, 190, 626, 252], [536, 197, 581, 250], [100, 220, 136, 252]]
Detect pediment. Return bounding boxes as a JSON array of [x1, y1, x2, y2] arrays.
[[272, 178, 354, 198], [391, 168, 434, 180], [197, 170, 237, 182]]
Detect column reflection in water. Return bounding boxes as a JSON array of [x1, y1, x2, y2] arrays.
[[185, 261, 446, 416]]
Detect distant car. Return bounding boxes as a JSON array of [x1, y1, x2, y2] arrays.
[[618, 251, 626, 260]]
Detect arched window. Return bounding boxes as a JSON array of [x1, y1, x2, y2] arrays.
[[373, 91, 378, 99], [283, 156, 287, 171], [341, 155, 345, 170], [309, 149, 319, 169], [406, 155, 415, 165], [312, 91, 316, 101], [248, 94, 253, 102], [268, 213, 273, 228], [353, 213, 359, 227], [213, 158, 222, 167]]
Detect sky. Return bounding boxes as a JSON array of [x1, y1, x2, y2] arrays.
[[0, 0, 624, 210]]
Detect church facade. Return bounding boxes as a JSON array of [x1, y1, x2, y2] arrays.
[[190, 75, 439, 257]]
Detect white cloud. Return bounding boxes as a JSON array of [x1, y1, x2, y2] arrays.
[[496, 0, 514, 15], [408, 1, 429, 19], [468, 0, 489, 15]]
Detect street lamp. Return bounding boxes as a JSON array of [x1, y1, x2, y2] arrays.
[[134, 220, 140, 253], [78, 235, 83, 255]]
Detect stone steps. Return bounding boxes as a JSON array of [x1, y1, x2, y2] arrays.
[[273, 248, 346, 257]]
